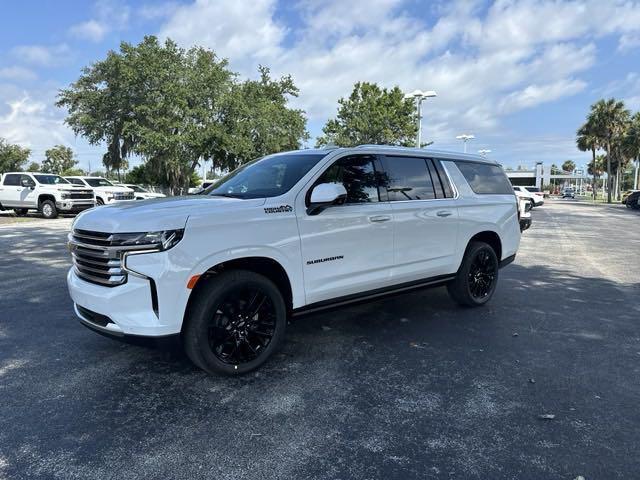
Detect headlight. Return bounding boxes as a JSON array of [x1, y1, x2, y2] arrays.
[[111, 229, 184, 251], [61, 193, 71, 199], [104, 190, 113, 196]]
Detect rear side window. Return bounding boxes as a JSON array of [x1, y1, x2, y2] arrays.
[[381, 156, 435, 201], [455, 161, 513, 195], [314, 155, 380, 203], [3, 174, 21, 186], [428, 159, 454, 198]]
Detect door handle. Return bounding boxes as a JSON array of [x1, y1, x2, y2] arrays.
[[368, 215, 392, 223], [436, 210, 453, 217]]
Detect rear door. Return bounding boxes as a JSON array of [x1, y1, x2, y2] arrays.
[[379, 155, 459, 282], [0, 174, 23, 207], [296, 154, 394, 304]]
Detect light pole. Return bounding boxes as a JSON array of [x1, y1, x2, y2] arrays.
[[456, 134, 475, 153], [404, 89, 437, 148], [478, 149, 491, 158]]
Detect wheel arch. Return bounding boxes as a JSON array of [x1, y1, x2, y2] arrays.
[[181, 256, 294, 334], [466, 230, 502, 261], [38, 194, 56, 206]]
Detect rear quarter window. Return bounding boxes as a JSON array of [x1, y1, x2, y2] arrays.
[[455, 162, 513, 195]]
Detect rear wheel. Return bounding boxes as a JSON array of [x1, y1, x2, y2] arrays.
[[183, 270, 287, 375], [14, 208, 28, 216], [447, 241, 499, 307], [40, 200, 58, 219], [529, 199, 535, 209]]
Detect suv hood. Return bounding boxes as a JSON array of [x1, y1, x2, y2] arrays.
[[73, 196, 266, 232], [90, 185, 132, 193]]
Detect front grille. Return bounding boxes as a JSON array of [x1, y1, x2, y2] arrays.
[[67, 190, 94, 199], [114, 192, 134, 200], [70, 230, 127, 286]]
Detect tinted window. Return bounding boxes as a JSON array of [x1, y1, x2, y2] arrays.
[[382, 156, 435, 201], [67, 178, 85, 185], [86, 178, 114, 187], [207, 152, 328, 199], [21, 175, 35, 186], [315, 155, 379, 203], [3, 174, 21, 186], [456, 162, 514, 195], [34, 175, 68, 185]]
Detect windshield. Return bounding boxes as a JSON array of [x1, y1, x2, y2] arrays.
[[34, 175, 69, 185], [206, 152, 329, 199], [130, 185, 146, 193], [525, 187, 540, 192], [86, 178, 114, 187]]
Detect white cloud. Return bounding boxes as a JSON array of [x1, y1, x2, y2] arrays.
[[498, 79, 587, 114], [158, 0, 633, 145], [68, 0, 130, 43], [10, 44, 70, 67], [70, 20, 109, 42], [0, 66, 36, 81], [618, 34, 640, 52]]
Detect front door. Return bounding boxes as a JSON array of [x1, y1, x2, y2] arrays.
[[19, 175, 37, 207], [296, 154, 394, 305]]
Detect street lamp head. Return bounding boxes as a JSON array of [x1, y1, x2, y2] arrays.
[[456, 134, 475, 141], [405, 89, 438, 99]]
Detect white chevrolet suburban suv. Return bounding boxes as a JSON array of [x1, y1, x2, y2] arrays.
[[0, 172, 95, 218], [65, 176, 134, 205], [67, 146, 522, 375]]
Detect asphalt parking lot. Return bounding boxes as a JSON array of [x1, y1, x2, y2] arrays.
[[1, 201, 639, 480]]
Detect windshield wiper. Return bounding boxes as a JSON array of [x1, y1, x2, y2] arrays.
[[209, 193, 243, 199]]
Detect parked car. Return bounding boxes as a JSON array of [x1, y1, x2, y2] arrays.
[[518, 198, 532, 232], [65, 177, 134, 205], [513, 186, 544, 208], [67, 146, 522, 375], [562, 188, 576, 199], [625, 190, 640, 209], [0, 172, 95, 219], [622, 190, 639, 204], [115, 184, 166, 200]]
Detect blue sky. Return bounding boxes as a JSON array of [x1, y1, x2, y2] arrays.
[[1, 0, 640, 173]]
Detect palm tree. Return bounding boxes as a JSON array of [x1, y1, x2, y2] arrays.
[[623, 112, 640, 190], [589, 99, 630, 202], [577, 121, 600, 199]]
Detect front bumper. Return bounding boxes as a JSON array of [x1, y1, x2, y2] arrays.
[[67, 268, 180, 337], [57, 200, 95, 212]]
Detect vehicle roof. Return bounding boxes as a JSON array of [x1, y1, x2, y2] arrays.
[[2, 172, 57, 175], [65, 176, 106, 179], [282, 145, 498, 164]]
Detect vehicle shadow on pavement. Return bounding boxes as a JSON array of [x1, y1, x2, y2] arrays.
[[1, 235, 639, 480]]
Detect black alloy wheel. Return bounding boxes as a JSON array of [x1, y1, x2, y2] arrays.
[[207, 285, 277, 365], [467, 249, 497, 300], [183, 270, 287, 375], [447, 241, 499, 307]]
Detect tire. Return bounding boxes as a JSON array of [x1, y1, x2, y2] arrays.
[[529, 199, 535, 209], [96, 197, 105, 206], [447, 241, 499, 307], [183, 270, 287, 375], [14, 208, 28, 216], [40, 200, 58, 219]]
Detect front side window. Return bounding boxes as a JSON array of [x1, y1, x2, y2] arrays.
[[314, 155, 380, 203], [381, 156, 435, 201], [67, 178, 85, 185], [456, 162, 514, 195], [3, 174, 21, 186], [85, 178, 114, 187], [34, 175, 68, 185], [206, 152, 328, 199]]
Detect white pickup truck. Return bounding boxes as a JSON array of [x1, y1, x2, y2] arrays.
[[0, 172, 95, 218]]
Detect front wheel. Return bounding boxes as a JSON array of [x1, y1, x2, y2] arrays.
[[447, 241, 499, 307], [40, 200, 58, 219], [96, 197, 105, 206], [183, 270, 287, 375]]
